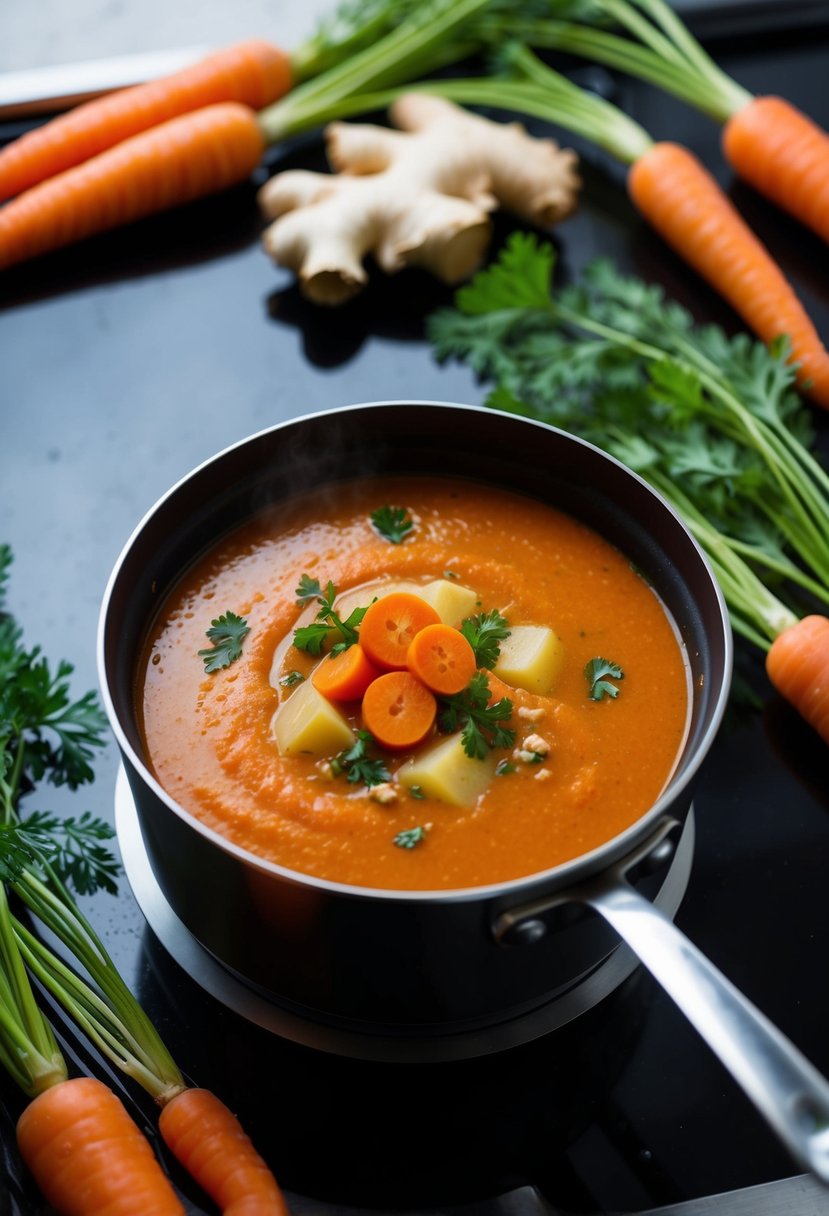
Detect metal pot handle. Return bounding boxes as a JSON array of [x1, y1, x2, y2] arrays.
[[493, 821, 829, 1183]]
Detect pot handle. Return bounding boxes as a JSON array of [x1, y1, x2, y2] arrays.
[[494, 824, 829, 1183]]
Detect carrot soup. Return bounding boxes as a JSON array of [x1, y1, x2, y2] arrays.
[[138, 475, 690, 890]]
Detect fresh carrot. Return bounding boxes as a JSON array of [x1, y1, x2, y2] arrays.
[[407, 622, 477, 695], [0, 40, 290, 202], [0, 103, 264, 271], [766, 615, 829, 745], [16, 1076, 184, 1216], [158, 1087, 289, 1215], [359, 593, 441, 671], [361, 670, 437, 749], [723, 97, 829, 248], [503, 5, 829, 250], [626, 141, 829, 409], [312, 644, 381, 701]]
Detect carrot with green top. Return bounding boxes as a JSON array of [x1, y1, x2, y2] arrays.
[[0, 543, 289, 1213], [498, 0, 829, 247], [766, 616, 829, 744], [0, 40, 291, 202], [0, 0, 494, 271], [399, 48, 829, 408]]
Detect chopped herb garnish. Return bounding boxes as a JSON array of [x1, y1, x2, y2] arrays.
[[199, 610, 249, 672], [460, 609, 511, 670], [332, 731, 391, 788], [394, 826, 427, 849], [585, 658, 624, 701], [438, 671, 515, 760], [409, 785, 427, 799], [371, 505, 414, 545], [292, 576, 368, 656], [295, 573, 326, 605], [443, 570, 459, 580], [495, 759, 517, 776], [279, 670, 305, 689]]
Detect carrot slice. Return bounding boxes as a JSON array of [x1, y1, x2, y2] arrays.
[[312, 645, 381, 701], [158, 1088, 289, 1215], [766, 615, 829, 744], [407, 623, 477, 695], [627, 140, 829, 408], [17, 1076, 184, 1215], [361, 670, 437, 749], [359, 593, 441, 671]]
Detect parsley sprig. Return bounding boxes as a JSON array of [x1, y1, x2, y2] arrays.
[[331, 731, 391, 787], [371, 505, 414, 545], [199, 610, 250, 672], [585, 658, 624, 702], [460, 609, 511, 669], [438, 671, 515, 760], [293, 576, 368, 656], [0, 544, 185, 1102], [430, 233, 829, 650]]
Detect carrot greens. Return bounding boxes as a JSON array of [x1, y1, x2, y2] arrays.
[[429, 233, 829, 651]]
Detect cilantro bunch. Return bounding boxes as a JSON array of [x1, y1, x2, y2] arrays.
[[430, 234, 829, 651]]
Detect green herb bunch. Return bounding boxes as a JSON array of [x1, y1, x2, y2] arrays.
[[430, 233, 829, 651]]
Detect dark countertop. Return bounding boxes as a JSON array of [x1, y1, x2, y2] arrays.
[[2, 16, 829, 1216]]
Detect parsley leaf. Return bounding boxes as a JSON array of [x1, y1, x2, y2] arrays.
[[438, 671, 515, 759], [495, 759, 516, 775], [331, 731, 391, 788], [199, 611, 250, 673], [279, 670, 305, 689], [460, 609, 511, 669], [585, 658, 624, 701], [394, 826, 426, 849], [295, 573, 326, 605], [371, 505, 414, 544], [292, 577, 368, 656], [21, 809, 119, 895], [409, 785, 427, 799]]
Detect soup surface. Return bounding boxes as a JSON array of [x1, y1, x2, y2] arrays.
[[139, 476, 689, 890]]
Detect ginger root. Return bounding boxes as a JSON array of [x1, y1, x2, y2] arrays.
[[257, 93, 581, 306]]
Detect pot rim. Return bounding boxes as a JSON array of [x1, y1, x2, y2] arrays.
[[97, 399, 733, 905]]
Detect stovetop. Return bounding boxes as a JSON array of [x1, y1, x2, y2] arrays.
[[2, 17, 829, 1216]]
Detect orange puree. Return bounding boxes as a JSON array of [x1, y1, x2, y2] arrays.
[[138, 476, 689, 890]]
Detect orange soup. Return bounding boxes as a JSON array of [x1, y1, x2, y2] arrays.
[[139, 476, 689, 890]]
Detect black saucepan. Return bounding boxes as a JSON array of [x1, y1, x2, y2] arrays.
[[98, 402, 829, 1181]]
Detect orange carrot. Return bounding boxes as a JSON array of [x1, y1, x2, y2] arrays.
[[16, 1076, 184, 1216], [723, 96, 829, 249], [361, 670, 437, 749], [627, 141, 829, 409], [312, 644, 381, 701], [158, 1087, 290, 1215], [359, 593, 441, 672], [766, 615, 829, 745], [0, 40, 290, 202], [0, 103, 264, 271], [407, 622, 477, 695]]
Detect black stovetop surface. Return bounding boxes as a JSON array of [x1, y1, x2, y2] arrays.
[[2, 18, 829, 1216]]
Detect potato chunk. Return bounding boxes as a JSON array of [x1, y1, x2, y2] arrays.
[[493, 625, 565, 695], [397, 732, 495, 807], [271, 680, 354, 756], [419, 579, 479, 627]]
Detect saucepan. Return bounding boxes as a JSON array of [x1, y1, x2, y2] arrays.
[[98, 401, 829, 1182]]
